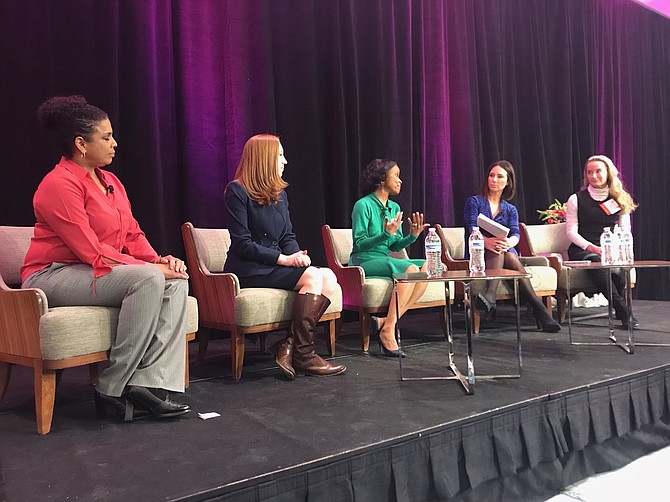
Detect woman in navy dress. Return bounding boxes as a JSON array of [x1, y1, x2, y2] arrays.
[[224, 134, 346, 378], [464, 161, 560, 332]]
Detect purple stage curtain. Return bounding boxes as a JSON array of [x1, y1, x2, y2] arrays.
[[0, 0, 668, 298]]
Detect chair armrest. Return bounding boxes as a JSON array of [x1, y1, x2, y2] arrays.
[[331, 265, 366, 306], [445, 258, 470, 272], [192, 270, 241, 326], [519, 256, 550, 267], [0, 285, 47, 359]]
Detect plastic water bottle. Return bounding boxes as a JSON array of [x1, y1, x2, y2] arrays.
[[612, 224, 623, 265], [468, 226, 485, 274], [600, 227, 614, 265], [424, 228, 443, 277], [620, 227, 634, 264]]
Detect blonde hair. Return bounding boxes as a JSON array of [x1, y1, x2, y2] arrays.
[[582, 155, 638, 214], [234, 134, 287, 205]]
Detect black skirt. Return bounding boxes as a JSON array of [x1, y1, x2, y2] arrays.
[[238, 266, 308, 290]]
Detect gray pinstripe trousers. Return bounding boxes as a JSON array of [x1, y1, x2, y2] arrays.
[[24, 263, 188, 397]]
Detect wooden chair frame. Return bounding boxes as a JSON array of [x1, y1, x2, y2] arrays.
[[181, 222, 339, 380], [321, 225, 447, 352]]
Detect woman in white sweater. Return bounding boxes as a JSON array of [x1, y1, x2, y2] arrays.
[[566, 155, 638, 328]]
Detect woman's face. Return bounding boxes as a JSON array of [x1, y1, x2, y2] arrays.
[[487, 165, 508, 195], [79, 118, 117, 168], [277, 141, 287, 177], [382, 165, 402, 195], [585, 160, 608, 189]]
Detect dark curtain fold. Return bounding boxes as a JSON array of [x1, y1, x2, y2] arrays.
[[1, 0, 668, 298]]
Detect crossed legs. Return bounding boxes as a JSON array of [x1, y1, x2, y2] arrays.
[[376, 263, 428, 351]]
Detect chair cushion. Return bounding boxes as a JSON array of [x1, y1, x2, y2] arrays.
[[0, 226, 33, 287], [524, 223, 571, 260], [496, 265, 557, 295], [40, 296, 199, 360], [329, 229, 353, 265], [359, 278, 452, 308], [234, 284, 343, 327], [439, 227, 467, 259], [192, 227, 231, 273]]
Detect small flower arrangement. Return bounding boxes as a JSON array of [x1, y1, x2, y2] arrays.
[[537, 199, 567, 224]]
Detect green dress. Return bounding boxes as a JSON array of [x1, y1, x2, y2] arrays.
[[349, 193, 425, 278]]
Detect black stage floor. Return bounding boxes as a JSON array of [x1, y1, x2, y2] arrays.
[[2, 301, 670, 501]]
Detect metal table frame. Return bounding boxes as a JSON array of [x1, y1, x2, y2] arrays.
[[566, 260, 670, 354], [393, 269, 530, 395]]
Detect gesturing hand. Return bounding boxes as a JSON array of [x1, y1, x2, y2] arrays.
[[385, 211, 403, 235], [407, 212, 429, 237]]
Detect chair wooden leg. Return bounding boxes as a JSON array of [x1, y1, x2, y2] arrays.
[[360, 312, 371, 352], [0, 362, 11, 402], [326, 319, 336, 356], [473, 310, 481, 335], [545, 296, 554, 317], [556, 291, 567, 324], [34, 364, 57, 435], [88, 363, 100, 385], [196, 330, 210, 365], [230, 328, 245, 380]]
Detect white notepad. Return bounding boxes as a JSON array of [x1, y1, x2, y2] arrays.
[[476, 214, 510, 238]]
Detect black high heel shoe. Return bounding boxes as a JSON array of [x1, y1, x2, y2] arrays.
[[475, 293, 497, 321], [124, 386, 191, 418], [94, 390, 150, 422], [372, 316, 406, 357], [533, 309, 561, 333]]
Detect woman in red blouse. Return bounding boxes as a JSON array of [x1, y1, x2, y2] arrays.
[[22, 96, 191, 421]]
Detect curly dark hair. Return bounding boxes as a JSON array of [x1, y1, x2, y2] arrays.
[[37, 95, 108, 157], [360, 158, 397, 194], [481, 160, 516, 200]]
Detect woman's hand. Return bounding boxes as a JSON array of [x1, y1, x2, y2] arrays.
[[484, 236, 509, 254], [384, 211, 403, 235], [586, 243, 602, 256], [407, 212, 429, 237], [155, 262, 189, 280], [157, 254, 188, 274], [278, 250, 311, 267]]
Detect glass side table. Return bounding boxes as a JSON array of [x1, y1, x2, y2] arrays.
[[565, 260, 670, 354], [393, 268, 530, 395]]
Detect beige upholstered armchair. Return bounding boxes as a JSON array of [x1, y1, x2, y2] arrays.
[[435, 224, 557, 333], [181, 222, 342, 380], [0, 226, 199, 434], [321, 225, 449, 352], [518, 222, 635, 323]]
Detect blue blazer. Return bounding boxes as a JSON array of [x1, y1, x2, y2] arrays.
[[463, 194, 520, 257], [223, 181, 300, 278]]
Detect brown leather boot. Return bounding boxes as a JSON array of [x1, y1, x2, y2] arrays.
[[292, 293, 346, 376], [272, 331, 295, 379]]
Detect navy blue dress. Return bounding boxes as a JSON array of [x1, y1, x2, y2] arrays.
[[223, 181, 306, 289]]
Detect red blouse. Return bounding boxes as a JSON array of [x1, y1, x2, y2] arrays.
[[21, 157, 158, 282]]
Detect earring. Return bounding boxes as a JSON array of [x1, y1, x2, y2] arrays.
[[81, 151, 87, 158]]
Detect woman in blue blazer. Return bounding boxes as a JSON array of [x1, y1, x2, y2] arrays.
[[464, 161, 560, 332], [224, 134, 346, 378]]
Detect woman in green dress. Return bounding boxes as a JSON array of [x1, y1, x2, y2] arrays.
[[350, 159, 429, 357]]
